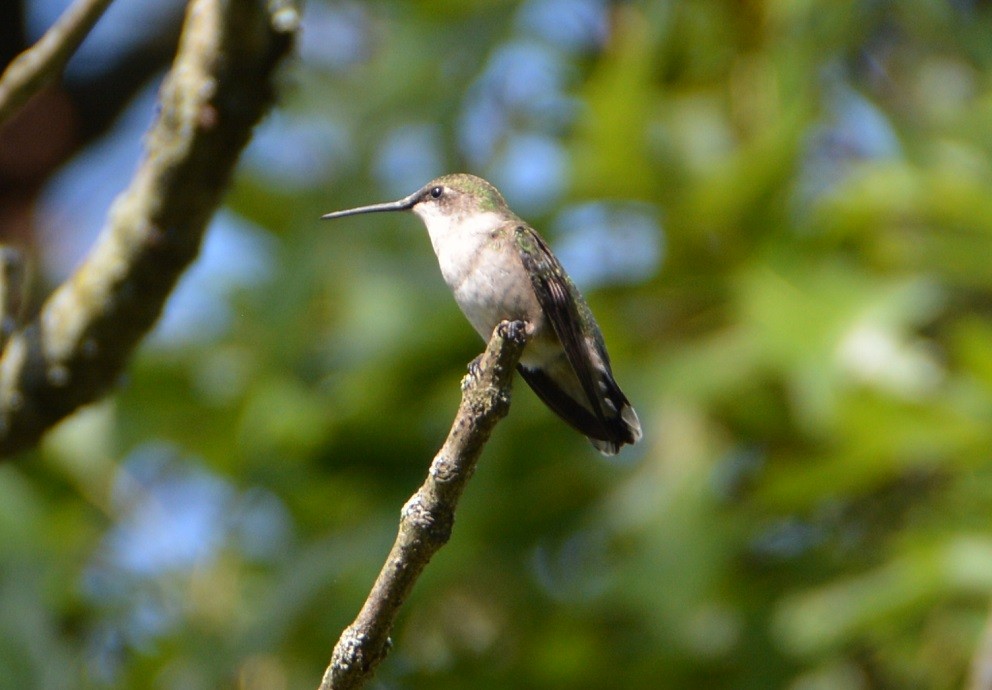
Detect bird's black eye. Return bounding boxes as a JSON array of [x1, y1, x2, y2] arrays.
[[430, 186, 443, 199]]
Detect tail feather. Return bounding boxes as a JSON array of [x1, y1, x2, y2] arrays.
[[518, 365, 641, 455]]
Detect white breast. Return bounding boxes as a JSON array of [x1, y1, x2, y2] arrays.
[[413, 206, 550, 357], [420, 208, 500, 289]]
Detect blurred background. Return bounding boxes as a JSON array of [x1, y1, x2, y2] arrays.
[[3, 0, 992, 688]]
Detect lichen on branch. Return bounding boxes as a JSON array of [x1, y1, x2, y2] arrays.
[[0, 0, 298, 457], [320, 320, 529, 690]]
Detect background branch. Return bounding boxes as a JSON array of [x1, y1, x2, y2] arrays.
[[0, 0, 115, 126], [0, 0, 297, 458], [320, 320, 529, 690]]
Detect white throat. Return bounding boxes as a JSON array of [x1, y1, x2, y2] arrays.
[[413, 205, 503, 287]]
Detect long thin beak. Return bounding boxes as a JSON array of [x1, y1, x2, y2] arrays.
[[321, 190, 420, 220]]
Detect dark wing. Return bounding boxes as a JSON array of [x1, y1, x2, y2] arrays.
[[512, 224, 634, 447], [517, 366, 611, 439]]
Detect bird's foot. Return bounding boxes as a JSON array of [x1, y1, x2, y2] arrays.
[[497, 319, 528, 343], [466, 353, 484, 379]]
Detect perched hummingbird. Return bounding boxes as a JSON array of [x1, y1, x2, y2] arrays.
[[322, 173, 642, 455]]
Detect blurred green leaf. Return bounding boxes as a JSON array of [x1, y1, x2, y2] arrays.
[[10, 0, 992, 688]]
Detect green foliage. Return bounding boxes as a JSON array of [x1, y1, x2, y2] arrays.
[[7, 0, 992, 688]]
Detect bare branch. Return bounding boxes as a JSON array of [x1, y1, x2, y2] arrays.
[[0, 0, 115, 126], [0, 0, 298, 458], [319, 320, 529, 690]]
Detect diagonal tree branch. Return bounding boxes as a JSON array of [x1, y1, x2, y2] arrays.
[[0, 0, 115, 126], [319, 320, 529, 690], [0, 0, 298, 458]]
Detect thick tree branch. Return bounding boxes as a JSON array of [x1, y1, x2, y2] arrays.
[[0, 0, 114, 126], [0, 0, 298, 458], [320, 321, 529, 690]]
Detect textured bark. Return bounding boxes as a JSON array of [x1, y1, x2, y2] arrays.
[[320, 321, 529, 690], [0, 0, 298, 457]]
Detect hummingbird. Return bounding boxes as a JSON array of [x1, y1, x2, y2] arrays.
[[322, 173, 642, 455]]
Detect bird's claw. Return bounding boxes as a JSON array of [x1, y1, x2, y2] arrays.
[[498, 319, 527, 343], [466, 353, 484, 379]]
